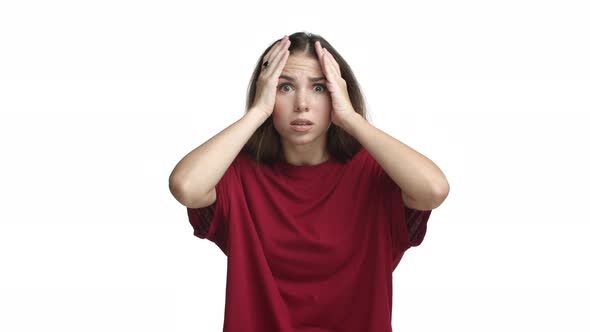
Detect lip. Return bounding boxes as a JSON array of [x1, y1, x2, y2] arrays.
[[290, 123, 314, 132], [290, 119, 314, 125]]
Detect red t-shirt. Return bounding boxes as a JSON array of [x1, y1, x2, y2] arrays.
[[187, 146, 432, 332]]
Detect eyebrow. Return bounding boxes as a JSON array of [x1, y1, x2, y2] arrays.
[[279, 75, 326, 82]]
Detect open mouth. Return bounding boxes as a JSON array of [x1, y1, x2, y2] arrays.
[[290, 123, 314, 131]]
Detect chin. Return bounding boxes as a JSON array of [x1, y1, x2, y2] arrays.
[[285, 131, 329, 146]]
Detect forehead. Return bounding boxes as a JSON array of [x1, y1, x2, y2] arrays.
[[281, 54, 322, 77]]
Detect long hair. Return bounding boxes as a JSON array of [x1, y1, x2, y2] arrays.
[[242, 31, 370, 166]]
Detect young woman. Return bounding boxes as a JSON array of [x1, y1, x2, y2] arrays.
[[169, 32, 449, 332]]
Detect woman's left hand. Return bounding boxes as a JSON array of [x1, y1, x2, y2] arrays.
[[314, 41, 356, 128]]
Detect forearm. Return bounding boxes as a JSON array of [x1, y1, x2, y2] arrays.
[[341, 112, 449, 207], [169, 108, 269, 206]]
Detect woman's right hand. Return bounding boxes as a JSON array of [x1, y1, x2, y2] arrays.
[[251, 35, 291, 117]]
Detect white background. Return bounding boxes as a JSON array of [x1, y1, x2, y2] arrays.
[[1, 0, 589, 331]]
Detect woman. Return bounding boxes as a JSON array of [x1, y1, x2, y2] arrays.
[[169, 31, 449, 332]]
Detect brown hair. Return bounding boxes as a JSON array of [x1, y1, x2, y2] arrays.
[[242, 31, 371, 166]]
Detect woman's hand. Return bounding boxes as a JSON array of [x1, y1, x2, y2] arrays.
[[314, 40, 356, 128], [251, 36, 291, 118]]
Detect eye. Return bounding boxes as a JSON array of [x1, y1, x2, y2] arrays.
[[278, 83, 327, 93], [278, 83, 292, 92], [314, 84, 326, 92]]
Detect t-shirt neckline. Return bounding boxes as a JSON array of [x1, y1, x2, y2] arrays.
[[275, 156, 338, 178]]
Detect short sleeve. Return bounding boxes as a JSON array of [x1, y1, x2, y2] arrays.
[[186, 153, 242, 254], [359, 147, 432, 254], [385, 176, 432, 253], [399, 204, 431, 251]]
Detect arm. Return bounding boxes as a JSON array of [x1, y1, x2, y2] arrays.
[[341, 112, 449, 210], [168, 108, 269, 208]]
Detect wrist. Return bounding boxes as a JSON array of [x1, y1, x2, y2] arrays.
[[245, 106, 271, 123], [340, 110, 362, 135]]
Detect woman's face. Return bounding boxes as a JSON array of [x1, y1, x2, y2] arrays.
[[272, 52, 332, 155]]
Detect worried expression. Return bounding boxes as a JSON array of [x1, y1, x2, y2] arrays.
[[272, 52, 332, 147]]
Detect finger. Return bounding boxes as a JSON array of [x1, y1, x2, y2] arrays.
[[265, 40, 290, 76], [315, 42, 340, 80], [323, 48, 341, 77], [266, 36, 287, 61], [263, 36, 289, 70], [264, 39, 291, 77], [320, 47, 338, 82], [313, 40, 322, 57], [314, 40, 324, 60], [268, 48, 290, 79], [314, 41, 329, 76]]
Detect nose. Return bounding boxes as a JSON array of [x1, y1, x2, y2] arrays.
[[295, 90, 310, 112]]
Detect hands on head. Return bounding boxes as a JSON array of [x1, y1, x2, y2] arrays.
[[251, 35, 291, 117], [251, 35, 355, 128]]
